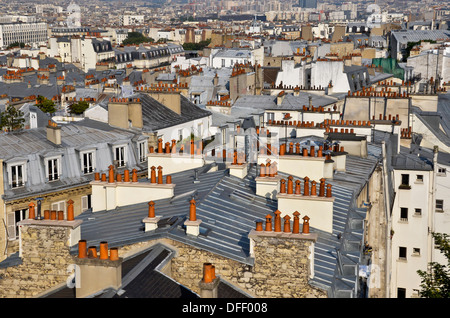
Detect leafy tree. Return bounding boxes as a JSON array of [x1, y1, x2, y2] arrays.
[[36, 95, 56, 114], [417, 232, 450, 298], [68, 101, 90, 115], [0, 105, 25, 131], [7, 42, 25, 49], [122, 32, 153, 45], [182, 39, 211, 51]]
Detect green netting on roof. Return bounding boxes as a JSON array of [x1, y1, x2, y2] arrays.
[[372, 58, 405, 80]]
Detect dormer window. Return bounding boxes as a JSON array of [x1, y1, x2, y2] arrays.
[[113, 144, 127, 167], [8, 161, 27, 188], [80, 150, 96, 174], [46, 156, 61, 182]]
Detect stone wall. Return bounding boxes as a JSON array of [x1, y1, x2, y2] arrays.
[[0, 223, 76, 298], [0, 225, 327, 298], [143, 237, 326, 298]]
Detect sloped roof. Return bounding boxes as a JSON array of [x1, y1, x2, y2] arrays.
[[138, 93, 211, 131]]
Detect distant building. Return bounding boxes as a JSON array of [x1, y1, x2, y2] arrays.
[[119, 15, 144, 26], [299, 0, 317, 9], [0, 21, 47, 48]]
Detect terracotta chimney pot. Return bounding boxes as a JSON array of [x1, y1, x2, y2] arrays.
[[311, 180, 317, 196], [108, 165, 115, 183], [295, 180, 301, 194], [166, 175, 172, 184], [189, 199, 197, 221], [58, 211, 64, 220], [158, 138, 163, 153], [203, 263, 213, 283], [326, 184, 332, 197], [94, 172, 100, 181], [274, 210, 282, 232], [124, 170, 130, 182], [150, 166, 156, 183], [109, 248, 119, 261], [287, 176, 293, 194], [78, 240, 87, 258], [292, 211, 300, 234], [132, 169, 138, 182], [259, 164, 266, 177], [283, 215, 291, 233], [50, 210, 57, 220], [44, 210, 50, 220], [304, 177, 310, 196], [157, 166, 163, 184], [148, 201, 155, 218], [256, 221, 263, 231], [28, 202, 36, 219], [101, 173, 106, 182], [302, 216, 310, 234], [88, 246, 98, 258], [280, 179, 286, 194], [99, 242, 109, 260], [265, 214, 273, 231]]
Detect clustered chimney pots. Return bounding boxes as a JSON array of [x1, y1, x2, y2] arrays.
[[257, 210, 311, 235], [279, 176, 331, 198], [77, 240, 119, 262], [28, 199, 76, 222]]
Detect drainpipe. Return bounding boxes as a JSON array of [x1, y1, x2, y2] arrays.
[[381, 141, 391, 298], [428, 146, 438, 269]]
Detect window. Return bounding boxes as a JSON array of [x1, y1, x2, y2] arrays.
[[414, 208, 422, 216], [221, 59, 225, 67], [138, 140, 148, 163], [10, 164, 25, 188], [416, 174, 423, 183], [412, 248, 420, 256], [436, 199, 444, 211], [399, 174, 410, 189], [81, 151, 95, 174], [82, 195, 92, 212], [266, 112, 275, 122], [113, 145, 126, 167], [178, 129, 183, 142], [399, 247, 407, 259], [437, 167, 446, 176], [6, 209, 27, 240], [400, 208, 408, 221], [47, 157, 60, 181]]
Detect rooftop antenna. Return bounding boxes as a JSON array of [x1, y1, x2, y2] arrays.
[[35, 197, 44, 220]]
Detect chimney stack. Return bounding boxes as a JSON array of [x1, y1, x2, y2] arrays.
[[46, 120, 61, 145], [74, 240, 122, 298], [184, 199, 202, 236], [198, 262, 220, 298]]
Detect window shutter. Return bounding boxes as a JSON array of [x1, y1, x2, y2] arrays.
[[82, 196, 88, 212], [6, 212, 16, 240]]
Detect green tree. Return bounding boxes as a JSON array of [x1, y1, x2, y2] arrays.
[[182, 39, 211, 51], [7, 42, 25, 49], [417, 232, 450, 298], [68, 101, 90, 115], [36, 95, 56, 114], [0, 105, 25, 131], [122, 32, 153, 45]]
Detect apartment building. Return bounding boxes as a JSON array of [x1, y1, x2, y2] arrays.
[[0, 21, 48, 49], [388, 146, 450, 297]]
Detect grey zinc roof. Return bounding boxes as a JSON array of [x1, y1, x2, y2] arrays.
[[73, 134, 379, 297], [137, 93, 211, 131], [232, 92, 338, 111], [0, 120, 144, 201]]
